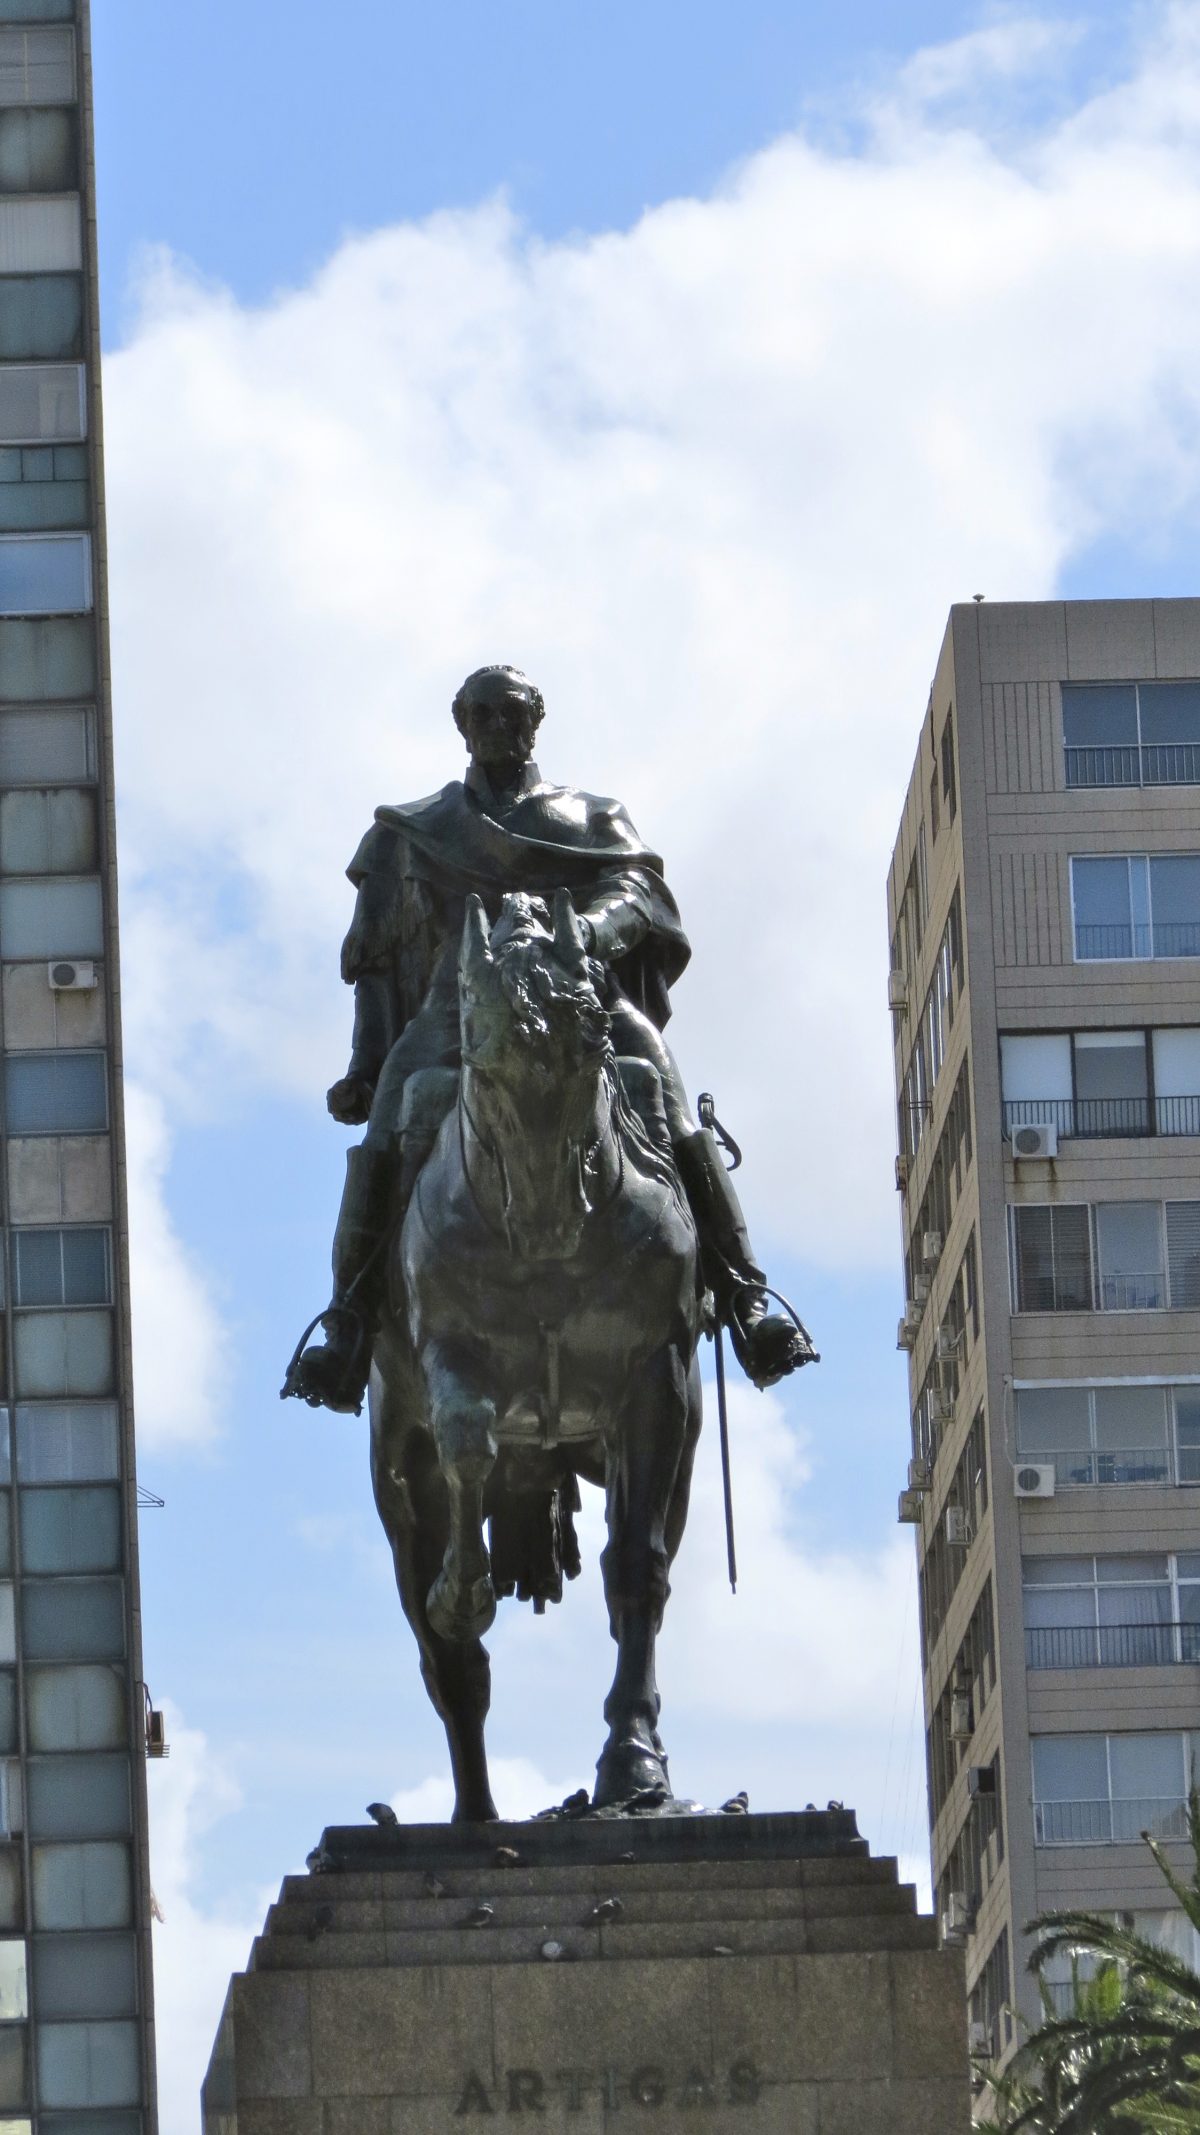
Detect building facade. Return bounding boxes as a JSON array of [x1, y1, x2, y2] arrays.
[[0, 1, 158, 2126], [888, 597, 1200, 2075]]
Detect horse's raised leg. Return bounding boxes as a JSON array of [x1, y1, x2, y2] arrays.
[[370, 1386, 499, 1822], [421, 1341, 499, 1646], [594, 1345, 696, 1809]]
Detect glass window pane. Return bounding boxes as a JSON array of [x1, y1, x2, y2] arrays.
[[0, 1852, 20, 1932], [0, 2026, 25, 2109], [0, 0, 76, 18], [0, 878, 101, 958], [13, 1310, 112, 1399], [1017, 1387, 1091, 1451], [0, 1942, 25, 2021], [31, 1843, 130, 1931], [27, 1756, 130, 1841], [0, 534, 88, 616], [27, 1668, 124, 1753], [0, 1498, 12, 1579], [0, 109, 74, 195], [1140, 682, 1200, 745], [0, 1675, 15, 1756], [1073, 857, 1134, 959], [0, 366, 80, 445], [1167, 1204, 1200, 1311], [1032, 1734, 1108, 1799], [1096, 1202, 1165, 1310], [0, 201, 78, 275], [1022, 1555, 1095, 1584], [20, 1487, 120, 1574], [1094, 1385, 1169, 1450], [1151, 857, 1200, 960], [0, 1591, 15, 1668], [1024, 1587, 1094, 1629], [11, 1230, 57, 1305], [0, 709, 92, 786], [58, 1230, 107, 1307], [0, 28, 74, 104], [1109, 1732, 1185, 1800], [16, 1403, 118, 1483], [37, 2021, 139, 2110], [0, 276, 81, 364], [1000, 1035, 1072, 1128], [4, 1054, 106, 1135], [1074, 1033, 1148, 1103], [1062, 685, 1138, 750], [32, 1934, 136, 2019], [1096, 1554, 1169, 1582], [21, 1580, 123, 1662], [0, 790, 95, 874]]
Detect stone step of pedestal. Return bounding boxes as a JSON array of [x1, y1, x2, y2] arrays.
[[282, 1848, 900, 1908], [266, 1874, 918, 1941], [252, 1902, 935, 1973]]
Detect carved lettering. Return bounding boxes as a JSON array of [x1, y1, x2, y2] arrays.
[[630, 2065, 666, 2107], [507, 2070, 546, 2114], [602, 2069, 621, 2110], [676, 2071, 716, 2108], [455, 2072, 496, 2115], [555, 2070, 589, 2112]]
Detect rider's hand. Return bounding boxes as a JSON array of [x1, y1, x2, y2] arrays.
[[326, 1073, 374, 1126]]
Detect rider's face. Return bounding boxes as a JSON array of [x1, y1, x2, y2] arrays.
[[462, 684, 540, 776]]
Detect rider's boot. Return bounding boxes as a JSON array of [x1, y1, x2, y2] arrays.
[[284, 1142, 393, 1414], [673, 1128, 817, 1390]]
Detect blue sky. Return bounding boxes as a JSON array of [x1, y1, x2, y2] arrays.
[[79, 3, 1200, 2124]]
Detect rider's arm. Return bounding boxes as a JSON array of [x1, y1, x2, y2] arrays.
[[574, 867, 656, 964]]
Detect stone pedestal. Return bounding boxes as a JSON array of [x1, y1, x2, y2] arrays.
[[202, 1809, 970, 2134]]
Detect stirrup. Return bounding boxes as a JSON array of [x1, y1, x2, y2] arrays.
[[280, 1303, 372, 1415]]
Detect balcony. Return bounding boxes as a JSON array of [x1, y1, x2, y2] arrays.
[[1075, 921, 1200, 961], [1031, 1445, 1192, 1487], [1027, 1621, 1200, 1670], [1066, 742, 1200, 789], [1004, 1096, 1200, 1140], [1035, 1797, 1190, 1846]]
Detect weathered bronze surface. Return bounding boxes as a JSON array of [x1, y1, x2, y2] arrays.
[[282, 666, 816, 1818]]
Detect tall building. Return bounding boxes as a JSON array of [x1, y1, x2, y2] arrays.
[[0, 2, 158, 2126], [888, 597, 1200, 2074]]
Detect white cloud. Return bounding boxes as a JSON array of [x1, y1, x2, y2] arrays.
[[123, 1081, 227, 1448], [390, 1755, 589, 1825], [147, 1705, 269, 2135], [104, 4, 1200, 1304]]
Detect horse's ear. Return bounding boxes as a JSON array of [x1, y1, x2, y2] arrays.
[[552, 889, 588, 977], [460, 894, 494, 982]]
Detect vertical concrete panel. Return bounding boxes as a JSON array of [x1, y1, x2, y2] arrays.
[[1064, 601, 1156, 680]]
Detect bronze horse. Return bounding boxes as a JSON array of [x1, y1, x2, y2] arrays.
[[368, 889, 704, 1819]]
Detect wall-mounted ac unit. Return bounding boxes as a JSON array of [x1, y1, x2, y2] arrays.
[[888, 971, 908, 1011], [897, 1310, 920, 1353], [933, 1386, 955, 1422], [908, 1458, 932, 1493], [968, 2020, 993, 2060], [1013, 1462, 1055, 1500], [897, 1489, 922, 1525], [936, 1326, 962, 1362], [942, 1891, 974, 1941], [967, 1764, 997, 1799], [922, 1230, 943, 1269], [895, 1153, 910, 1192], [949, 1690, 974, 1741], [914, 1273, 931, 1303], [47, 959, 96, 992], [1011, 1122, 1058, 1160], [945, 1505, 972, 1547]]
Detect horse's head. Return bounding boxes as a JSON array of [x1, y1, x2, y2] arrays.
[[459, 890, 611, 1085]]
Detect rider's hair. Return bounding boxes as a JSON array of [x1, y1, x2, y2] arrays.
[[452, 665, 545, 736]]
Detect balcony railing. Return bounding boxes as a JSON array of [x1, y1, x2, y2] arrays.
[[1005, 1096, 1200, 1138], [1026, 1620, 1200, 1670], [1025, 1445, 1177, 1487], [1035, 1796, 1191, 1846], [1075, 922, 1200, 961], [1066, 743, 1200, 789], [1097, 1270, 1168, 1312]]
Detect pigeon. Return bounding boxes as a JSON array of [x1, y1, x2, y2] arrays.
[[617, 1850, 635, 1863], [540, 1939, 567, 1961], [423, 1872, 447, 1899], [711, 1944, 735, 1957], [494, 1844, 521, 1867], [584, 1896, 623, 1924], [459, 1902, 495, 1928], [720, 1791, 749, 1816], [305, 1904, 334, 1944], [366, 1802, 398, 1828], [305, 1843, 334, 1876]]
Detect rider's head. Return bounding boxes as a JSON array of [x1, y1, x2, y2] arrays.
[[453, 665, 544, 779]]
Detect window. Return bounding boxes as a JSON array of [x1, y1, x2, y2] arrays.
[[941, 713, 956, 821], [1033, 1731, 1198, 1845], [0, 368, 82, 447], [36, 2019, 141, 2108], [1072, 854, 1200, 961], [30, 1841, 131, 1931], [27, 1666, 125, 1753], [21, 1577, 124, 1661], [1010, 1204, 1091, 1311], [4, 1053, 105, 1135], [1024, 1553, 1200, 1668], [899, 892, 963, 1156], [12, 1229, 108, 1309], [1064, 681, 1200, 788], [31, 1933, 137, 2018], [26, 1754, 131, 1841], [0, 277, 81, 365], [970, 1929, 1013, 2058], [929, 769, 939, 842], [0, 200, 80, 275], [0, 876, 101, 957], [0, 708, 92, 786], [0, 788, 96, 874], [15, 1402, 118, 1483], [0, 534, 89, 615], [1001, 1029, 1155, 1139], [0, 27, 73, 104], [20, 1486, 120, 1574], [0, 108, 76, 195], [0, 1945, 24, 2025], [1095, 1201, 1164, 1310], [12, 1310, 113, 1400], [0, 617, 93, 701], [1016, 1383, 1172, 1486]]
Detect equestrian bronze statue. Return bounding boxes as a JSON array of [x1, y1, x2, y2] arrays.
[[283, 665, 815, 1817]]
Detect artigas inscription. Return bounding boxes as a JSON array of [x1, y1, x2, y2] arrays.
[[455, 2061, 762, 2114]]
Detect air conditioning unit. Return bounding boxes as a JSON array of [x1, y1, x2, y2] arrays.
[[967, 1763, 997, 1799], [908, 1457, 932, 1493], [922, 1230, 943, 1269], [888, 971, 908, 1011], [895, 1153, 910, 1192], [968, 2020, 993, 2060], [914, 1272, 931, 1303], [950, 1690, 974, 1741], [942, 1891, 974, 1941], [1013, 1462, 1055, 1500], [47, 959, 97, 992], [936, 1326, 962, 1362], [945, 1505, 972, 1547], [896, 1311, 919, 1353], [1011, 1122, 1058, 1160], [933, 1385, 955, 1422], [145, 1707, 169, 1759], [897, 1488, 922, 1525]]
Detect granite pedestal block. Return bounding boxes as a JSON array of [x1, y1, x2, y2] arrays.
[[202, 1809, 970, 2135]]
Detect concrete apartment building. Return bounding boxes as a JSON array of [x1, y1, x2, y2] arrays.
[[0, 1, 158, 2126], [888, 596, 1200, 2072]]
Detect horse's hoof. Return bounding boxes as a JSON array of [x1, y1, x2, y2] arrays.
[[427, 1569, 497, 1645], [592, 1738, 671, 1811]]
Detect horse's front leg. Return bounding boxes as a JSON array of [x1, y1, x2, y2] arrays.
[[422, 1339, 500, 1645], [594, 1344, 691, 1809]]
